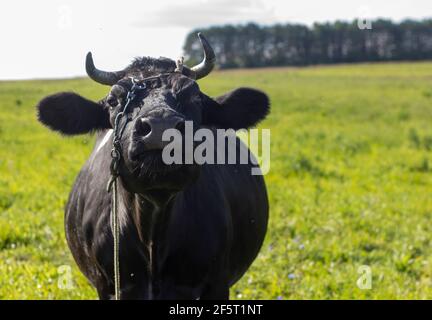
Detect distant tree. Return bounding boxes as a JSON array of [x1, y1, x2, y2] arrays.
[[183, 19, 432, 69]]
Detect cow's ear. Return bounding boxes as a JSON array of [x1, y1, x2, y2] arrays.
[[201, 88, 270, 130], [36, 92, 111, 135]]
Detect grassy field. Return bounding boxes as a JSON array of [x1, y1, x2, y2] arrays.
[[0, 62, 432, 299]]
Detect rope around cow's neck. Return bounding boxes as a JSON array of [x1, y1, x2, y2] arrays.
[[107, 78, 147, 300], [106, 71, 182, 299], [110, 178, 121, 300]]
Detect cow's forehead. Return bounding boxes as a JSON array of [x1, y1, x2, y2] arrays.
[[123, 56, 177, 80], [113, 72, 198, 96]]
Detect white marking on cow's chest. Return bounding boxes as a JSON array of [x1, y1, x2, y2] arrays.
[[96, 129, 113, 153], [148, 210, 157, 300], [148, 239, 153, 299]]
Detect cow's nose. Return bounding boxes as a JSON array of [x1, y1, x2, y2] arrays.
[[135, 116, 185, 150]]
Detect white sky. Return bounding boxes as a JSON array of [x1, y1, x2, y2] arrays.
[[0, 0, 431, 80]]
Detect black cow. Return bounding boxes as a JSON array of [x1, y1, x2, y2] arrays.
[[36, 34, 269, 299]]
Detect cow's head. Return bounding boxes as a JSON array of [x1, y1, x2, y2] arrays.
[[37, 34, 269, 197]]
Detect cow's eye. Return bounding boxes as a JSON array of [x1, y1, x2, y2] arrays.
[[107, 95, 118, 108]]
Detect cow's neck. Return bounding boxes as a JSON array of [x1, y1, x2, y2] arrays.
[[123, 186, 176, 294], [131, 191, 175, 249]]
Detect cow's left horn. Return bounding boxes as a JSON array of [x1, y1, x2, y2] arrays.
[[188, 33, 216, 80], [85, 52, 125, 86]]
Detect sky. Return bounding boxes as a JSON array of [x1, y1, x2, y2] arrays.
[[0, 0, 431, 80]]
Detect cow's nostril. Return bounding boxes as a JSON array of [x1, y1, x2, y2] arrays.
[[138, 119, 152, 137], [175, 120, 185, 135]]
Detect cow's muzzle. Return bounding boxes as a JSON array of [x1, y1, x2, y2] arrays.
[[129, 111, 185, 161]]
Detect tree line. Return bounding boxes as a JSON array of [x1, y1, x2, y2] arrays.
[[183, 19, 432, 69]]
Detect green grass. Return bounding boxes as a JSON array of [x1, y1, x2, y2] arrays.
[[1, 62, 432, 299]]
